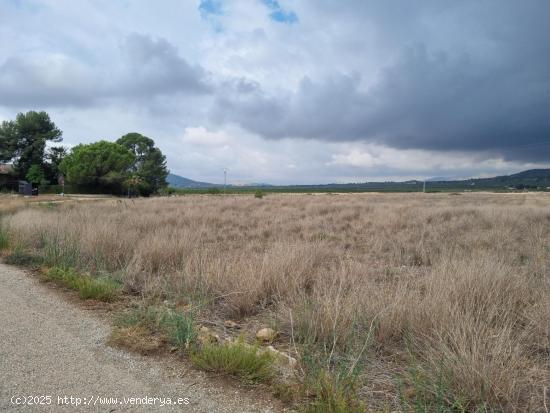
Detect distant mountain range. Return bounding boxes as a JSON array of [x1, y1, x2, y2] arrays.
[[167, 169, 550, 191], [456, 168, 550, 188], [167, 173, 217, 188], [167, 173, 271, 188]]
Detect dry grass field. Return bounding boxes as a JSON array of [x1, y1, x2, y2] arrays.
[[1, 192, 549, 412]]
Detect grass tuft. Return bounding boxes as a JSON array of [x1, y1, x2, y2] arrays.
[[4, 248, 42, 267], [45, 267, 121, 302], [109, 326, 163, 355], [114, 305, 197, 349], [254, 190, 264, 199], [163, 310, 197, 348], [0, 222, 9, 250], [301, 369, 364, 413], [77, 276, 121, 301], [191, 339, 276, 383]]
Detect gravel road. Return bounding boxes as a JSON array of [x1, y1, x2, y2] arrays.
[[0, 263, 280, 412]]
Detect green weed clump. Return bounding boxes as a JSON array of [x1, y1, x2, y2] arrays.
[[0, 222, 9, 250], [45, 267, 121, 302], [41, 237, 80, 269], [398, 356, 488, 413], [4, 248, 42, 267], [295, 343, 366, 413], [78, 276, 121, 301], [254, 190, 264, 199], [164, 311, 197, 348], [114, 305, 197, 350], [191, 339, 275, 383], [300, 369, 364, 413]]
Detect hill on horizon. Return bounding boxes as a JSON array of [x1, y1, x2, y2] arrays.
[[168, 168, 550, 189], [166, 173, 217, 188]]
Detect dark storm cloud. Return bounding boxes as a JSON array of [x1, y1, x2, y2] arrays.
[[0, 55, 99, 107], [0, 33, 210, 108], [119, 33, 211, 97], [212, 1, 550, 162]]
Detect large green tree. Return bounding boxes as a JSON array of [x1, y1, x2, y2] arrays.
[[0, 111, 63, 181], [25, 164, 47, 186], [44, 146, 68, 184], [59, 141, 135, 193], [116, 132, 168, 196]]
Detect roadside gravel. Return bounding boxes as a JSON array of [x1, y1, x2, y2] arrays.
[[0, 262, 281, 412]]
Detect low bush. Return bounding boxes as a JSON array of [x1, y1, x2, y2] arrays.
[[78, 276, 121, 301], [300, 369, 364, 413], [191, 339, 276, 383], [296, 341, 366, 413], [114, 305, 196, 350], [41, 236, 80, 269], [4, 248, 42, 267], [45, 267, 121, 302], [398, 361, 475, 413], [163, 311, 197, 348]]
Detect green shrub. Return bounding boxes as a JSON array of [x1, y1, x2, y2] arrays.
[[398, 359, 476, 413], [295, 339, 367, 413], [4, 248, 42, 267], [163, 311, 197, 348], [159, 187, 177, 196], [301, 369, 364, 413], [46, 266, 81, 289], [114, 305, 196, 349], [191, 339, 275, 383], [207, 187, 221, 195], [41, 237, 80, 268], [45, 267, 121, 302], [78, 276, 121, 301], [115, 306, 166, 331], [115, 307, 148, 329], [254, 190, 264, 199]]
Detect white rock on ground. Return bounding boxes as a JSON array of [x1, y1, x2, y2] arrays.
[[256, 328, 277, 343]]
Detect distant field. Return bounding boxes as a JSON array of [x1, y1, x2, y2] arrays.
[[1, 192, 549, 411], [168, 184, 516, 194]]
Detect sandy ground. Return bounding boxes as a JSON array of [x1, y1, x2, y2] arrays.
[[0, 263, 280, 412]]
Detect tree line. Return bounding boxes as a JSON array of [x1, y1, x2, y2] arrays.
[[0, 111, 168, 196]]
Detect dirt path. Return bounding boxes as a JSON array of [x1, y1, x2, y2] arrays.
[[0, 263, 280, 412]]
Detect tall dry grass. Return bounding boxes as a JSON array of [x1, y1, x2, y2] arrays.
[[1, 192, 549, 411]]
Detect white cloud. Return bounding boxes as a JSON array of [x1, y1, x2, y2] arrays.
[[181, 126, 230, 146]]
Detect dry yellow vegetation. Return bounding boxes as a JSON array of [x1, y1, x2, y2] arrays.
[[1, 192, 549, 411]]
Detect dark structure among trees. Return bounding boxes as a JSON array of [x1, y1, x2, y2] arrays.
[[0, 164, 17, 191]]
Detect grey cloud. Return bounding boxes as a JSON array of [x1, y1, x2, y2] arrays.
[[119, 33, 211, 97], [0, 33, 210, 109], [213, 45, 550, 162], [211, 1, 550, 163], [0, 55, 99, 107]]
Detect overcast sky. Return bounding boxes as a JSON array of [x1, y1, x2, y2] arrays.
[[1, 0, 549, 184]]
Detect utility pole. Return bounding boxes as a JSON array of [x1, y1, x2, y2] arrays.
[[223, 168, 227, 195], [423, 180, 426, 193]]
